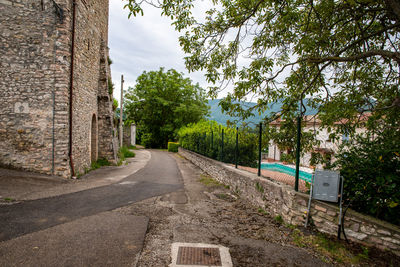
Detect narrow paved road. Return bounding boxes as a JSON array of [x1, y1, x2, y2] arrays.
[[0, 150, 183, 242]]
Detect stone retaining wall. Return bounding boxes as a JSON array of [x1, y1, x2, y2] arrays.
[[179, 148, 400, 255]]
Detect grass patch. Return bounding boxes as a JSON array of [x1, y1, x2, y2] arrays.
[[352, 246, 370, 264], [257, 207, 268, 215], [118, 146, 136, 165], [4, 197, 14, 202], [176, 153, 185, 159], [120, 146, 136, 158], [76, 158, 112, 178], [91, 158, 111, 170], [274, 215, 284, 224], [290, 228, 371, 265], [199, 174, 226, 188], [255, 182, 264, 193]]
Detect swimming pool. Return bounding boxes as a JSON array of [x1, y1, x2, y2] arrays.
[[260, 163, 313, 182]]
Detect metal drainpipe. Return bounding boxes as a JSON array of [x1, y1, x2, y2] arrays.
[[68, 0, 77, 177]]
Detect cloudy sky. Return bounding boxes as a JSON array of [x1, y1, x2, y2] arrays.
[[108, 0, 213, 103]]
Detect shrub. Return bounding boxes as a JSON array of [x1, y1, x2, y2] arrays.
[[118, 146, 135, 164], [334, 129, 400, 226], [280, 152, 295, 164], [168, 142, 179, 152], [121, 146, 135, 158], [108, 77, 114, 95], [178, 120, 258, 167], [90, 158, 111, 170]]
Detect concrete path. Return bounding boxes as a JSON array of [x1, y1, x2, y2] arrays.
[[0, 149, 151, 201], [0, 212, 148, 267], [0, 150, 183, 266]]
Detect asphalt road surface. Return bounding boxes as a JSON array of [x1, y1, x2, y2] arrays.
[[0, 150, 183, 242]]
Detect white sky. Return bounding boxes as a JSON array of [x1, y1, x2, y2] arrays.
[[108, 0, 213, 103]]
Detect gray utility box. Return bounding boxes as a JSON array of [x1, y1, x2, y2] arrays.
[[312, 170, 341, 203]]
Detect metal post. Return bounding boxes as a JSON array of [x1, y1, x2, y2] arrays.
[[221, 129, 224, 162], [305, 174, 314, 228], [294, 101, 302, 192], [211, 131, 213, 151], [196, 134, 200, 153], [258, 122, 262, 176], [235, 127, 239, 168], [119, 74, 124, 148], [203, 132, 206, 155], [338, 176, 344, 239]]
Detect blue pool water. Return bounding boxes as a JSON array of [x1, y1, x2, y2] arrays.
[[260, 163, 313, 182]]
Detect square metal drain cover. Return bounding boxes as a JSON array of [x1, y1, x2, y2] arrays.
[[177, 246, 221, 266], [170, 243, 233, 267]]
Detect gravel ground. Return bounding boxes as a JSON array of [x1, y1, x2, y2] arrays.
[[115, 153, 400, 267], [114, 154, 331, 267]]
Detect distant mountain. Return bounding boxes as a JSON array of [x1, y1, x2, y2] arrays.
[[206, 99, 318, 126]]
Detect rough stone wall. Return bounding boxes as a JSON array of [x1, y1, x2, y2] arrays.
[[0, 0, 71, 177], [0, 0, 115, 177], [179, 148, 400, 255], [97, 41, 116, 162], [71, 0, 113, 176]]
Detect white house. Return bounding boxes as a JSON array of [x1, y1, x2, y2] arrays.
[[267, 114, 369, 168]]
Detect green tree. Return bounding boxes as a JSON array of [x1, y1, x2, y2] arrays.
[[125, 68, 209, 148], [124, 0, 400, 224], [125, 0, 400, 135], [334, 128, 400, 225]]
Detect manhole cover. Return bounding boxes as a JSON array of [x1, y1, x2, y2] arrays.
[[177, 246, 222, 266], [171, 243, 232, 267]]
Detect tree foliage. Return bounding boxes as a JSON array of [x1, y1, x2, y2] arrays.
[[125, 0, 400, 224], [334, 128, 400, 225], [266, 118, 319, 163], [125, 68, 209, 148], [125, 0, 400, 133]]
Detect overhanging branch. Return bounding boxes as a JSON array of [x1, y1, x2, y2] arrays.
[[308, 50, 400, 64]]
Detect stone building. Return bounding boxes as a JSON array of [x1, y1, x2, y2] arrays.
[[0, 0, 117, 178]]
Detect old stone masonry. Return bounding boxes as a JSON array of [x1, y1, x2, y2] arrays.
[[0, 0, 116, 178]]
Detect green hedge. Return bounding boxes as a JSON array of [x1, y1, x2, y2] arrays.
[[168, 142, 179, 152], [335, 129, 400, 226], [178, 120, 258, 167]]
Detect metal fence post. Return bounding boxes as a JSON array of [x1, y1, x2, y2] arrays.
[[221, 129, 224, 162], [235, 127, 239, 168], [294, 98, 303, 192], [197, 133, 199, 153], [294, 115, 301, 192], [258, 122, 262, 176], [203, 132, 206, 155], [211, 130, 213, 151]]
